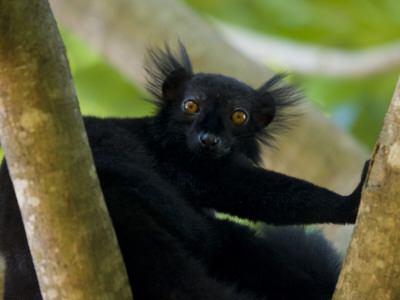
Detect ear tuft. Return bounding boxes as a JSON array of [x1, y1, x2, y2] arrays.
[[145, 42, 193, 103]]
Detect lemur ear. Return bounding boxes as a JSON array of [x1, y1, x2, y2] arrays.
[[162, 68, 189, 100], [254, 103, 275, 128], [253, 87, 276, 128], [254, 74, 301, 131]]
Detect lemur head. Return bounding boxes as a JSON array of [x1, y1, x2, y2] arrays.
[[145, 43, 300, 164]]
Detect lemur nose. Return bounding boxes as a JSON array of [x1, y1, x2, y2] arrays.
[[199, 133, 220, 149]]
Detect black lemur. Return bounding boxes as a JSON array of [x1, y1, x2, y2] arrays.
[[0, 44, 368, 299]]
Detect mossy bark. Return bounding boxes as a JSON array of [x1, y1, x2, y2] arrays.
[[0, 0, 133, 299], [333, 76, 400, 299]]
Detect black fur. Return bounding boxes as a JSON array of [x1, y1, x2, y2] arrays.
[[0, 44, 368, 299]]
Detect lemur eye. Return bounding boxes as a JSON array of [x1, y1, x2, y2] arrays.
[[232, 110, 247, 124], [183, 100, 199, 114]]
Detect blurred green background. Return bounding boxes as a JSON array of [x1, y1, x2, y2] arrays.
[[62, 0, 400, 151]]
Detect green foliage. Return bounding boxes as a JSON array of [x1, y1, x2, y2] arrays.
[[298, 71, 398, 147], [60, 28, 154, 118], [183, 0, 400, 48], [216, 212, 257, 230]]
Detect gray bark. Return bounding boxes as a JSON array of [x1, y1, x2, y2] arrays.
[[0, 0, 133, 298]]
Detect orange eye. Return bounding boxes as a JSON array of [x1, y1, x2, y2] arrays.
[[232, 110, 247, 124], [183, 100, 199, 114]]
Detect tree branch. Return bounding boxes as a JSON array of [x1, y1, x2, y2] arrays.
[[0, 0, 132, 298], [217, 21, 400, 77], [333, 76, 400, 298]]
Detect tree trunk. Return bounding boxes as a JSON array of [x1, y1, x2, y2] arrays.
[[333, 76, 400, 299], [0, 0, 133, 299]]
